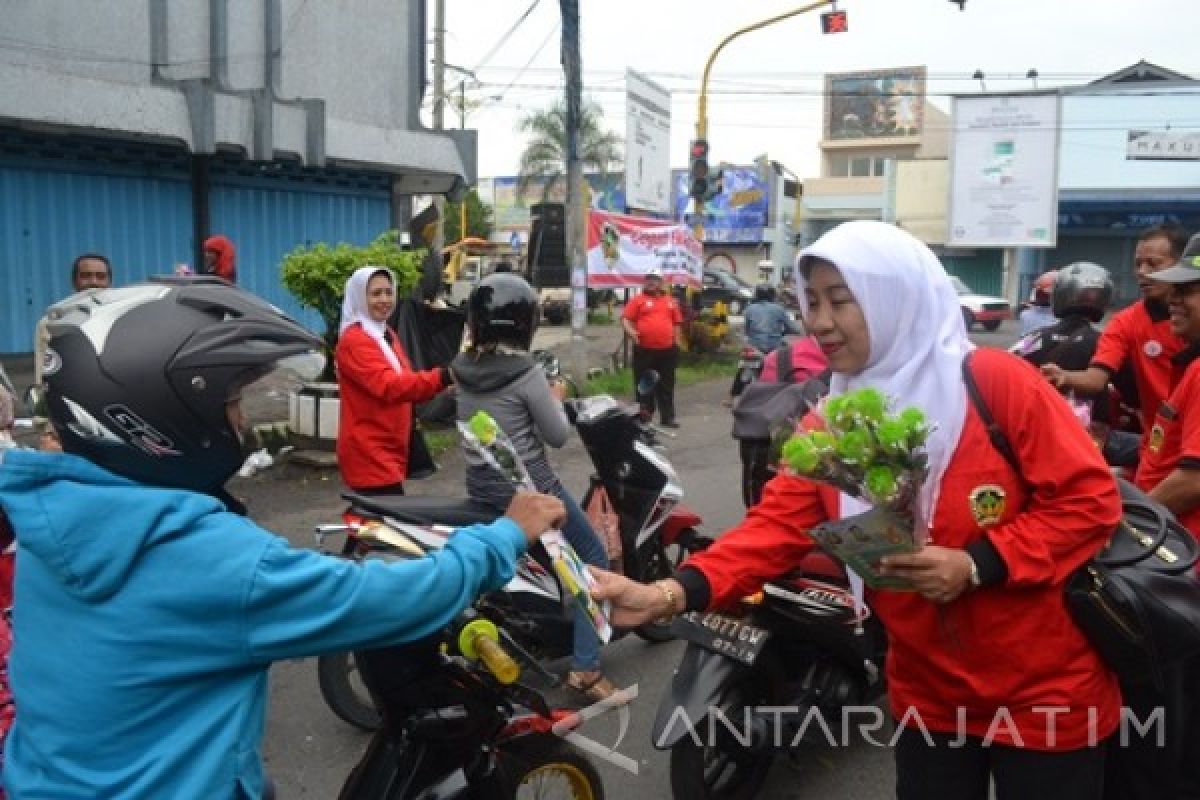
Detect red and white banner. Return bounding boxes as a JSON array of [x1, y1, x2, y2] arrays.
[[586, 210, 702, 288]]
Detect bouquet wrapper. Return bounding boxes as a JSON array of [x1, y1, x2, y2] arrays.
[[807, 507, 919, 591], [458, 418, 613, 642]]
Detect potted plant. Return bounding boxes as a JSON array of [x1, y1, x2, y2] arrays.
[[280, 231, 424, 443]]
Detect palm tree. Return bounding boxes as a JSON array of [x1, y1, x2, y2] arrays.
[[516, 99, 623, 202]]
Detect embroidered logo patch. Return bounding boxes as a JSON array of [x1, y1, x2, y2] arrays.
[[1149, 423, 1165, 453], [969, 484, 1007, 527]]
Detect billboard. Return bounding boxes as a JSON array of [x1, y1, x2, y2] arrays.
[[488, 175, 626, 231], [586, 210, 702, 288], [625, 69, 672, 214], [826, 67, 926, 140], [671, 166, 770, 243], [947, 93, 1061, 248]]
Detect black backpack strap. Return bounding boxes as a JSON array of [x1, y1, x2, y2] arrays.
[[961, 351, 1021, 475], [778, 343, 796, 384]]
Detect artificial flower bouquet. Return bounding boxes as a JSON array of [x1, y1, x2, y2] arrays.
[[779, 388, 933, 590], [459, 411, 613, 642]]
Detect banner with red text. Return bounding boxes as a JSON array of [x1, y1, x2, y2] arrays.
[[586, 210, 702, 288]]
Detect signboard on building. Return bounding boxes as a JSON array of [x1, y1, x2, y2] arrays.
[[625, 69, 672, 214], [1126, 131, 1200, 161], [586, 210, 701, 287], [671, 166, 770, 243], [947, 93, 1061, 248], [826, 67, 926, 140]]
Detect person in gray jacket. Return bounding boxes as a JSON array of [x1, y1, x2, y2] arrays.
[[452, 273, 616, 702]]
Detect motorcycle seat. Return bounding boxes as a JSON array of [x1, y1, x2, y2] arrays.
[[342, 493, 499, 527]]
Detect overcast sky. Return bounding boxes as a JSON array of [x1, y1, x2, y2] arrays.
[[432, 0, 1199, 183]]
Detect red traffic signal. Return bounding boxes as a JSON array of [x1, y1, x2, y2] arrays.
[[690, 139, 709, 160], [820, 10, 848, 33]]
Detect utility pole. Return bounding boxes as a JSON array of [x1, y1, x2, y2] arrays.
[[560, 0, 586, 381], [431, 0, 447, 254]]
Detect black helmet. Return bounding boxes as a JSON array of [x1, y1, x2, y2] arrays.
[[41, 277, 321, 493], [1052, 261, 1113, 323], [754, 284, 776, 303], [468, 273, 539, 350]]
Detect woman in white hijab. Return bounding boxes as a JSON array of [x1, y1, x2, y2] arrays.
[[335, 266, 451, 493], [593, 221, 1122, 799]]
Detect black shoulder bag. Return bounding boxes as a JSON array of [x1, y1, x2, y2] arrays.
[[963, 352, 1200, 689]]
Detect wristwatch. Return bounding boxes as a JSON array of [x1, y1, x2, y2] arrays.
[[967, 555, 982, 589]]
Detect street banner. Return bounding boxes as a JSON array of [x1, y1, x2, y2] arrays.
[[625, 68, 672, 214], [586, 210, 701, 288], [947, 93, 1061, 248]]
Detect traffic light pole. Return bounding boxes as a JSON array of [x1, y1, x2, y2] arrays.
[[692, 0, 835, 241]]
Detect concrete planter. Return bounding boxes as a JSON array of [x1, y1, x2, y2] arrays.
[[289, 382, 339, 451]]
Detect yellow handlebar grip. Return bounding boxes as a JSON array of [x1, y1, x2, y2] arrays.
[[458, 619, 519, 685]]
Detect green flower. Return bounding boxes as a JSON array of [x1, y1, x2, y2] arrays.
[[823, 395, 852, 431], [809, 430, 837, 454], [782, 434, 821, 474], [875, 418, 910, 455], [898, 407, 931, 445], [865, 465, 899, 502], [836, 429, 874, 465], [847, 388, 887, 423], [468, 411, 499, 445]]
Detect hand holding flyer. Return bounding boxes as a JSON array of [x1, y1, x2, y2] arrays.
[[459, 411, 613, 642]]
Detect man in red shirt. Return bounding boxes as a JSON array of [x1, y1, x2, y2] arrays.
[[621, 269, 684, 427], [1043, 224, 1190, 460], [1114, 232, 1200, 800]]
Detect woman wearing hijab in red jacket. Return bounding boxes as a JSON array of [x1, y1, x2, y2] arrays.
[[202, 235, 237, 283], [336, 266, 451, 494], [593, 220, 1122, 800]]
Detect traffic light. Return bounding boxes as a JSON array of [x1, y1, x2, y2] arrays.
[[689, 139, 710, 204], [820, 10, 848, 33]]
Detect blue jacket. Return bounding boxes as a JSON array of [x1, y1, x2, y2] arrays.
[[743, 301, 801, 354], [0, 449, 526, 799]]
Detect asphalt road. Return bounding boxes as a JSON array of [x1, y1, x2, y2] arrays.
[[245, 321, 1021, 798]]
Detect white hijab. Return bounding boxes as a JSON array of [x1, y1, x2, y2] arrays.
[[797, 220, 974, 536], [339, 266, 403, 373]]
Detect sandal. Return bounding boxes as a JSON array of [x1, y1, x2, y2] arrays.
[[565, 670, 622, 704]]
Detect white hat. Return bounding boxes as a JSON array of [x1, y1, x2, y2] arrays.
[[644, 268, 663, 280]]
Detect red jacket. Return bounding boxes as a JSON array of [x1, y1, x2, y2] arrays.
[[683, 348, 1121, 750], [335, 324, 446, 490]]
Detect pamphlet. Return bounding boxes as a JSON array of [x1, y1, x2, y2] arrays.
[[807, 506, 919, 591], [540, 530, 614, 643]]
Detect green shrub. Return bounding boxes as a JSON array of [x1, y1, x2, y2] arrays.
[[280, 231, 425, 379]]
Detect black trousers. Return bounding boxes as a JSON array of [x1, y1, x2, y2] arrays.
[[894, 726, 1106, 800], [1104, 654, 1200, 800], [632, 345, 678, 424]]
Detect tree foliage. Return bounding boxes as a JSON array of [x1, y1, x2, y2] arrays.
[[516, 99, 622, 201], [280, 231, 424, 379], [444, 189, 494, 242]]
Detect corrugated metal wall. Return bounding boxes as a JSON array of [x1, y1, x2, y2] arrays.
[[0, 138, 192, 353], [941, 249, 1004, 296], [209, 164, 392, 332]]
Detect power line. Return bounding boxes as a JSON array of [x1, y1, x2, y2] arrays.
[[470, 0, 542, 74]]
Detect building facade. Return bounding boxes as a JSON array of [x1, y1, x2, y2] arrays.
[[0, 0, 475, 352]]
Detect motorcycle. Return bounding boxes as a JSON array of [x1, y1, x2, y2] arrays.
[[730, 346, 765, 400], [652, 551, 886, 800], [318, 392, 713, 730], [328, 522, 606, 800]]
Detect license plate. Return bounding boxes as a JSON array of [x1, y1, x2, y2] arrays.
[[670, 611, 770, 666], [737, 359, 760, 369]]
